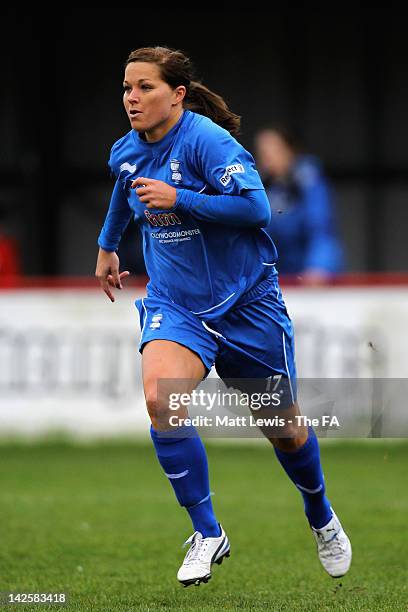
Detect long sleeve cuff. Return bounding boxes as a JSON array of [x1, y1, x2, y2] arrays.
[[97, 235, 118, 252]]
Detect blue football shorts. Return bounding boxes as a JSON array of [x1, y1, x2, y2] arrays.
[[135, 273, 297, 407]]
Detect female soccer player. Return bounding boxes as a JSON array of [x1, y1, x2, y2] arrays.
[[95, 46, 351, 587]]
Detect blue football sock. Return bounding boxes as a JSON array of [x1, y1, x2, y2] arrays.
[[273, 426, 332, 528], [150, 424, 221, 538]]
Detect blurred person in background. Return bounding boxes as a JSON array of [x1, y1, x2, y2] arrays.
[[254, 126, 344, 284], [95, 46, 351, 588]]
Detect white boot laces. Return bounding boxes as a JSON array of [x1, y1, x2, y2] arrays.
[[182, 532, 210, 565], [317, 530, 347, 558]]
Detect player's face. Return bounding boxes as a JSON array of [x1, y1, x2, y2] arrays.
[[123, 62, 185, 142], [255, 131, 294, 178]]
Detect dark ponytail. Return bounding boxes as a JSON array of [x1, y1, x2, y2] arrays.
[[126, 46, 241, 137], [185, 81, 241, 136]]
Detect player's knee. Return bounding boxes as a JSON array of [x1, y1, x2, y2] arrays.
[[274, 437, 304, 452], [145, 387, 160, 417], [145, 396, 161, 420], [144, 386, 172, 428], [270, 426, 308, 452]]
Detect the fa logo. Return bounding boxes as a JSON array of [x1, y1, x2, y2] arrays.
[[170, 159, 182, 184], [150, 314, 163, 330]]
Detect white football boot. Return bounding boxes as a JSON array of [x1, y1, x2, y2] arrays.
[[311, 509, 352, 577], [177, 524, 230, 587]]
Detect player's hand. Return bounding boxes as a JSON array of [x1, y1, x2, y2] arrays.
[[95, 247, 130, 302], [131, 177, 177, 209]]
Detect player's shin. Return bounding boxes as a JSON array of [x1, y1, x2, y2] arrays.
[[150, 424, 220, 537], [273, 426, 332, 528]]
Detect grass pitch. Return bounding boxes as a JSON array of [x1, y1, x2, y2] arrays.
[[0, 438, 407, 611]]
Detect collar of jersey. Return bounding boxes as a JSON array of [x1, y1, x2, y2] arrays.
[[131, 110, 189, 154]]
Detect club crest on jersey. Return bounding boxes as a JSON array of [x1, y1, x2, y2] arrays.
[[144, 210, 182, 227], [119, 161, 137, 175], [170, 158, 182, 184], [220, 163, 245, 186]]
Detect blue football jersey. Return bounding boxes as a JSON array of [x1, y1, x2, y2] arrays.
[[99, 110, 278, 317]]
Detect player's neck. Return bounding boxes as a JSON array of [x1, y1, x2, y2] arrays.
[[144, 108, 184, 143]]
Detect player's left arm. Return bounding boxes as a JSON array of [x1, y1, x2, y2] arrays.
[[131, 123, 271, 228], [131, 177, 270, 228], [178, 124, 271, 227], [174, 187, 271, 227]]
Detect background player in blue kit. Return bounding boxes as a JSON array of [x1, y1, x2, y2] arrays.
[[254, 126, 344, 283], [95, 46, 352, 587]]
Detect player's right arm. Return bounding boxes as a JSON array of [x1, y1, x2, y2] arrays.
[[96, 176, 132, 302]]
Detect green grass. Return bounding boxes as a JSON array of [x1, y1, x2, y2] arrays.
[[0, 439, 407, 611]]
